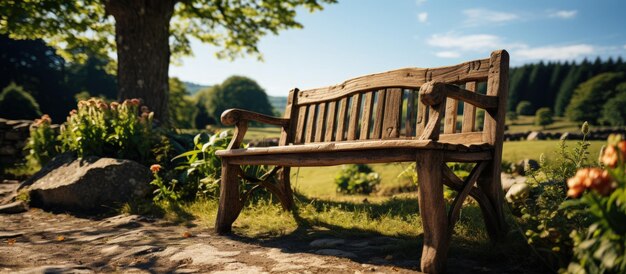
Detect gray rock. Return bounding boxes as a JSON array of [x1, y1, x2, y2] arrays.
[[512, 159, 539, 176], [25, 156, 151, 211], [309, 238, 345, 248], [526, 131, 543, 141], [506, 183, 530, 203], [315, 249, 358, 259], [0, 200, 28, 214], [500, 173, 526, 193]]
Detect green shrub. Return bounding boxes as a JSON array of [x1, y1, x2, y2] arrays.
[[506, 111, 518, 123], [0, 83, 42, 119], [335, 164, 381, 195], [25, 114, 58, 168], [516, 100, 534, 116], [534, 107, 553, 128], [512, 123, 592, 270]]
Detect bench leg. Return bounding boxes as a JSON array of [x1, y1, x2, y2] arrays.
[[416, 151, 449, 274], [477, 161, 508, 242], [277, 167, 294, 211], [215, 160, 244, 234]]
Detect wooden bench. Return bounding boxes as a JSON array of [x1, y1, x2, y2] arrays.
[[214, 50, 509, 273]]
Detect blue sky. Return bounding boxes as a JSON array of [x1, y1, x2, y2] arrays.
[[169, 0, 626, 96]]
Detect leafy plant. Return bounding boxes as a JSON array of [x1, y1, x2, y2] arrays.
[[563, 135, 626, 273], [512, 122, 593, 270], [24, 114, 58, 168], [535, 107, 553, 129], [335, 164, 381, 195]]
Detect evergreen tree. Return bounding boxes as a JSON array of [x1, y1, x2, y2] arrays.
[[0, 83, 42, 120]]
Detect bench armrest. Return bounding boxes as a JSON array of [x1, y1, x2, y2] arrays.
[[221, 108, 289, 127], [221, 109, 290, 150], [417, 81, 498, 141], [419, 81, 498, 110]]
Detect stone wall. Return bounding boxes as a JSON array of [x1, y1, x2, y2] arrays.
[[0, 118, 32, 167]]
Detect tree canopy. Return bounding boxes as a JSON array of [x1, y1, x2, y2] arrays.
[[207, 76, 274, 125], [1, 0, 336, 124], [0, 83, 42, 120], [565, 72, 626, 124]]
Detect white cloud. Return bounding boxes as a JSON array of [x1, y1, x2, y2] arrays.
[[427, 33, 518, 51], [550, 10, 577, 19], [463, 8, 518, 26], [417, 12, 428, 23], [515, 44, 594, 61], [436, 51, 461, 58]]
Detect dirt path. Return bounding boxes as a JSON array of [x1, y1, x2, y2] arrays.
[[0, 180, 536, 274]]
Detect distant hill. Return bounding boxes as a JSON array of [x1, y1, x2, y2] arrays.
[[182, 81, 210, 95], [268, 96, 287, 112]]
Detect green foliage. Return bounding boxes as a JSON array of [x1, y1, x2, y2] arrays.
[[516, 100, 534, 116], [335, 164, 381, 195], [58, 98, 155, 162], [207, 76, 274, 125], [534, 107, 553, 128], [506, 111, 518, 123], [600, 86, 626, 126], [566, 72, 626, 124], [0, 83, 42, 119], [512, 123, 593, 270], [562, 136, 626, 273], [169, 77, 197, 129], [24, 115, 58, 168]]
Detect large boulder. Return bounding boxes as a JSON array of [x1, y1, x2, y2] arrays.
[[23, 155, 151, 212]]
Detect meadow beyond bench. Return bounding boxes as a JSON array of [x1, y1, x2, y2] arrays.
[[214, 50, 510, 273]]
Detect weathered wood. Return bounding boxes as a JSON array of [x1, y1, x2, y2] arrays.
[[315, 103, 326, 142], [325, 101, 336, 142], [221, 108, 290, 127], [416, 150, 449, 274], [419, 81, 498, 110], [443, 97, 458, 134], [347, 93, 362, 140], [214, 50, 509, 271], [405, 89, 416, 137], [478, 49, 510, 242], [294, 105, 307, 144], [382, 88, 402, 139], [360, 92, 374, 140], [215, 160, 243, 234], [305, 104, 316, 143], [336, 97, 348, 141], [448, 161, 487, 229], [372, 89, 386, 139], [297, 58, 490, 105], [461, 82, 476, 133], [280, 88, 299, 146]]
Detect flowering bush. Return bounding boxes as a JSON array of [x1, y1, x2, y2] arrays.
[[59, 98, 154, 161], [512, 123, 592, 270], [563, 136, 626, 273]]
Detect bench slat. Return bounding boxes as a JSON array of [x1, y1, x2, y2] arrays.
[[461, 82, 477, 132], [383, 88, 402, 139], [347, 93, 362, 140], [295, 105, 307, 144], [360, 92, 374, 140], [336, 97, 348, 141], [305, 104, 316, 143], [325, 101, 336, 142], [315, 103, 326, 142], [444, 97, 458, 134], [372, 89, 386, 139], [405, 89, 416, 137], [416, 91, 428, 138]]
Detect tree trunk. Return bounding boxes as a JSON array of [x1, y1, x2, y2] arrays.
[[105, 0, 176, 125]]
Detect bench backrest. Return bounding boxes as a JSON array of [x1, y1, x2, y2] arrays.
[[278, 50, 509, 148]]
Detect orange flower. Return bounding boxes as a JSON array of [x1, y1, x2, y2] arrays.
[[567, 167, 614, 198], [567, 174, 585, 198], [150, 164, 162, 173], [110, 102, 119, 109], [69, 109, 77, 116], [601, 145, 619, 168], [131, 98, 141, 106], [41, 114, 51, 124], [97, 102, 108, 110], [618, 141, 626, 157]]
